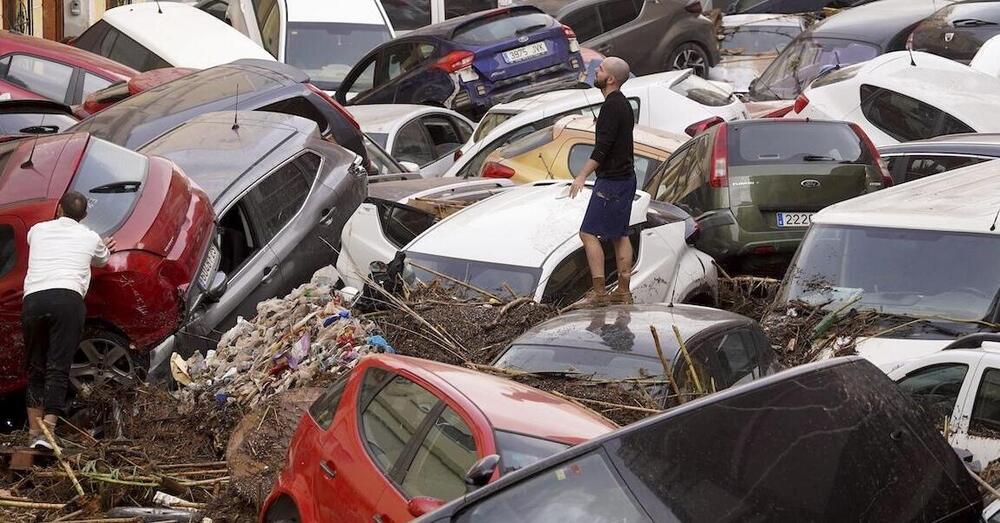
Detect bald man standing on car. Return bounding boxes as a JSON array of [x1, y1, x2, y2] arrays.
[[569, 57, 635, 306]]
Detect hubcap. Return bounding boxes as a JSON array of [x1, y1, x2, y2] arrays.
[[70, 338, 137, 391], [674, 48, 707, 77]]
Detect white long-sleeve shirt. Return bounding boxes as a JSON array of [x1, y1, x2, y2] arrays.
[[23, 217, 110, 298]]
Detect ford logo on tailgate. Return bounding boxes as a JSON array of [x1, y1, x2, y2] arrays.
[[518, 35, 530, 43], [801, 179, 821, 188]]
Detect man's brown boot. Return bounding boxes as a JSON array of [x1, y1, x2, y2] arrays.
[[582, 276, 608, 306], [609, 275, 633, 305]]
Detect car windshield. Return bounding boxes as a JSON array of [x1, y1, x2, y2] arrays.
[[495, 344, 662, 380], [285, 22, 392, 91], [780, 224, 1000, 321], [750, 37, 879, 101], [720, 24, 801, 54], [494, 430, 569, 474], [476, 111, 518, 142], [71, 138, 149, 236], [670, 71, 734, 107], [452, 11, 553, 45], [728, 122, 864, 166], [404, 252, 541, 298]]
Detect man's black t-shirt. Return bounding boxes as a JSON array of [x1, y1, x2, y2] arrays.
[[589, 89, 635, 180]]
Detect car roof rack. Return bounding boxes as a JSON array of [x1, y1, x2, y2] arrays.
[[942, 333, 1000, 351]]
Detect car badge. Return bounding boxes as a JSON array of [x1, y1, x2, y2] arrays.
[[945, 32, 955, 43], [801, 179, 821, 188], [518, 35, 530, 43]]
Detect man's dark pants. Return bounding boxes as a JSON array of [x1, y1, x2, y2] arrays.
[[21, 288, 85, 416]]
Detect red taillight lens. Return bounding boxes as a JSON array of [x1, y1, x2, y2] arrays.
[[850, 123, 892, 187], [793, 94, 809, 114], [435, 50, 475, 73], [482, 161, 515, 179], [684, 116, 724, 137], [306, 82, 361, 130], [562, 25, 576, 39], [685, 0, 703, 13], [710, 123, 729, 188]]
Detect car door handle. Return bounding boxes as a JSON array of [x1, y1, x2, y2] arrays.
[[319, 460, 337, 479], [261, 265, 278, 283], [319, 207, 336, 226], [372, 515, 384, 523]]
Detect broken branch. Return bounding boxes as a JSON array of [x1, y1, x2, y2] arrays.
[[39, 417, 86, 498]]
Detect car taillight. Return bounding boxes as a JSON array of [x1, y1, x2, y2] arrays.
[[482, 161, 515, 179], [793, 94, 809, 114], [563, 25, 580, 52], [850, 123, 892, 187], [710, 123, 729, 188], [684, 116, 724, 137], [685, 0, 703, 13], [435, 50, 475, 73], [306, 82, 361, 130], [454, 148, 463, 161]]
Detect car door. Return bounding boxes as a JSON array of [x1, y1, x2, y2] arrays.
[[893, 353, 983, 455], [418, 113, 473, 176], [559, 5, 603, 47], [0, 217, 27, 389], [950, 359, 1000, 466]]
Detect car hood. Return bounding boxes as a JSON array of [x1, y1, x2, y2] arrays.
[[854, 337, 951, 370]]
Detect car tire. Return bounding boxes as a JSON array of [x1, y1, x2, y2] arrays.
[[666, 43, 710, 78], [264, 496, 302, 523], [69, 327, 146, 393]]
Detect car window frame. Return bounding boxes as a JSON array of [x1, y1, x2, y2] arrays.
[[399, 403, 481, 500], [559, 5, 603, 43], [595, 0, 640, 34], [859, 84, 975, 142], [420, 113, 467, 160], [374, 198, 439, 248], [393, 118, 439, 167]]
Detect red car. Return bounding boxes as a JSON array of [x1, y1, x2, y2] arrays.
[[0, 31, 137, 106], [261, 354, 616, 523], [74, 67, 196, 118], [0, 133, 215, 395]]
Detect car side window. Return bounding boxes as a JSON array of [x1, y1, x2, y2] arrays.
[[860, 84, 973, 142], [3, 54, 73, 103], [348, 56, 378, 95], [394, 121, 437, 166], [597, 0, 640, 32], [971, 368, 1000, 433], [706, 329, 760, 388], [243, 152, 320, 243], [651, 145, 691, 203], [902, 155, 988, 183], [255, 0, 281, 58], [308, 374, 349, 430], [82, 73, 112, 98], [400, 406, 478, 501], [561, 7, 602, 42], [376, 201, 437, 248], [385, 43, 435, 83], [108, 31, 170, 71], [422, 115, 465, 158], [897, 363, 968, 423], [71, 19, 112, 52], [0, 224, 16, 279], [360, 372, 441, 473], [452, 116, 473, 142], [459, 125, 540, 177]]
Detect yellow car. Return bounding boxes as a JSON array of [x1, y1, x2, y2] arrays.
[[479, 114, 688, 186]]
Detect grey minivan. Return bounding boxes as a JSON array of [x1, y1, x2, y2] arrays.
[[140, 111, 366, 377]]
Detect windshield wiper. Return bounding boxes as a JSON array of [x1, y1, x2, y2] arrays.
[[90, 181, 141, 193], [515, 24, 547, 35], [803, 155, 837, 161]]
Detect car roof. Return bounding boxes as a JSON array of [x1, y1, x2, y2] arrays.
[[721, 14, 806, 28], [406, 182, 650, 267], [368, 177, 511, 203], [809, 0, 955, 45], [284, 0, 388, 24], [558, 115, 687, 153], [374, 354, 616, 443], [348, 104, 465, 134], [0, 31, 137, 80], [405, 5, 546, 39], [138, 111, 318, 203], [511, 304, 752, 360], [878, 133, 1000, 156], [103, 2, 275, 68], [812, 158, 1000, 233]]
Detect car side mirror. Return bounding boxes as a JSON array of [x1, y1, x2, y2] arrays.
[[464, 454, 500, 489], [407, 496, 445, 517], [399, 161, 420, 173], [204, 272, 227, 302]]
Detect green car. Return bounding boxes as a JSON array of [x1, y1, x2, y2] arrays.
[[643, 119, 891, 272]]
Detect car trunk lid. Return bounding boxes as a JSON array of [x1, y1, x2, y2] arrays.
[[451, 9, 570, 84], [734, 163, 872, 212]]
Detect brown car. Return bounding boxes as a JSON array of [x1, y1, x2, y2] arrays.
[[516, 0, 722, 77]]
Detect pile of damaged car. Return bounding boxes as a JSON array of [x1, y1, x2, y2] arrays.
[[2, 0, 1000, 521]]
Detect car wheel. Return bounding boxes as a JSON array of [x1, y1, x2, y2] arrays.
[[667, 43, 710, 78], [264, 496, 302, 523], [69, 328, 146, 392]]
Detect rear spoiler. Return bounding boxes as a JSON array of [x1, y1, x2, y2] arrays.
[[450, 5, 545, 38]]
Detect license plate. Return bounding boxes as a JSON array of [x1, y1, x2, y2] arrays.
[[776, 212, 813, 227], [198, 244, 221, 289], [503, 42, 547, 64]]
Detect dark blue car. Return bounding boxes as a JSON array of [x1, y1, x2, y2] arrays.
[[335, 6, 584, 120]]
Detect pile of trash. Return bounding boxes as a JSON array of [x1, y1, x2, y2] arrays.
[[171, 267, 394, 410]]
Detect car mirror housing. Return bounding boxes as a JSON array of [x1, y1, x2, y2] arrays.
[[400, 161, 420, 174], [407, 496, 445, 517], [205, 272, 227, 302], [464, 454, 500, 489]]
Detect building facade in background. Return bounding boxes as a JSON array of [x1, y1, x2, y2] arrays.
[[0, 0, 144, 42]]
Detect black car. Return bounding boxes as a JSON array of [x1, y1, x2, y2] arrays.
[[748, 0, 956, 101], [415, 357, 984, 522], [68, 59, 369, 165], [879, 133, 1000, 184], [911, 0, 1000, 63], [335, 6, 584, 120], [492, 304, 782, 406]]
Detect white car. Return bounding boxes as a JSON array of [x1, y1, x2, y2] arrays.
[[884, 334, 1000, 470], [972, 34, 1000, 79], [347, 104, 474, 177], [226, 0, 395, 93], [771, 159, 1000, 368], [446, 69, 748, 178], [709, 14, 806, 94], [339, 181, 719, 306], [788, 51, 1000, 146], [72, 2, 274, 71]]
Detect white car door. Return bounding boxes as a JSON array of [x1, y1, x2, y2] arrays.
[[951, 357, 1000, 466], [336, 203, 398, 291], [630, 221, 685, 304]]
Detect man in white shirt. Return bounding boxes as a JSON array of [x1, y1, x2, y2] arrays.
[[21, 191, 115, 449]]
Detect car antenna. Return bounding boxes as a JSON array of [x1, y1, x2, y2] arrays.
[[907, 37, 917, 66], [154, 0, 163, 14], [990, 206, 1000, 231], [581, 85, 598, 122], [232, 83, 240, 130], [20, 137, 38, 169], [538, 152, 555, 179]]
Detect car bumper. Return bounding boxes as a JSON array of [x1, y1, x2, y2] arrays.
[[456, 62, 584, 114], [147, 334, 176, 386], [697, 209, 807, 260]]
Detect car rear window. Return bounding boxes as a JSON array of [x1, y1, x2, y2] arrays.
[[494, 430, 569, 474], [71, 138, 148, 236], [452, 11, 553, 45], [670, 72, 733, 107], [728, 122, 864, 167]]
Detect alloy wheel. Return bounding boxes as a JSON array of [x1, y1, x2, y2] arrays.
[[671, 45, 708, 77], [70, 336, 139, 391]]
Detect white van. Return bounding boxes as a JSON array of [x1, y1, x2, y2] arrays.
[[73, 2, 274, 71], [226, 0, 395, 92], [772, 159, 1000, 368]]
